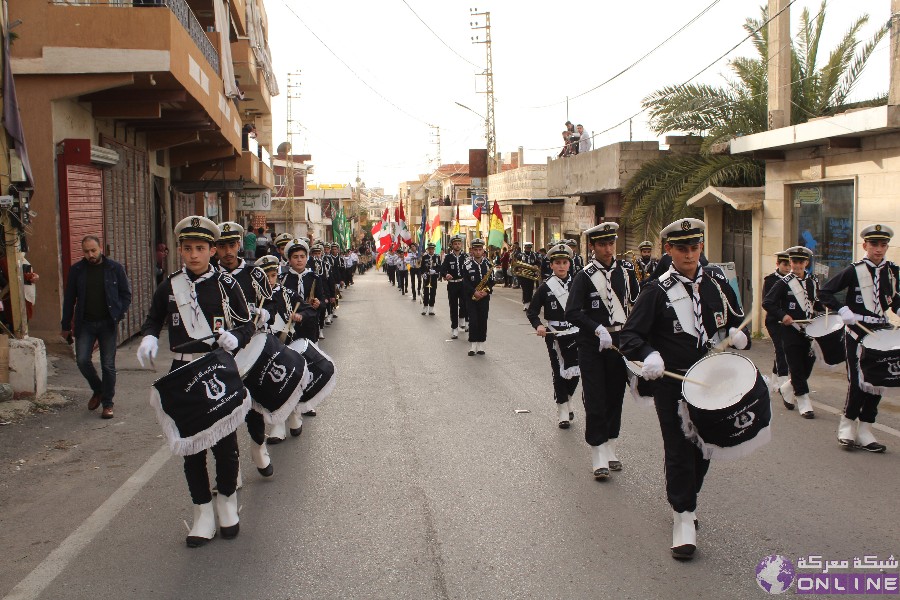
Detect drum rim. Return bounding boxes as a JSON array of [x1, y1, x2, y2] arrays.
[[804, 314, 845, 338], [861, 328, 900, 351], [682, 351, 758, 411]]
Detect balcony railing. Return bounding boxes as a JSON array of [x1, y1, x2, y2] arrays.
[[50, 0, 220, 75]]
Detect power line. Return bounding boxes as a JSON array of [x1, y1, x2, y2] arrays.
[[279, 0, 432, 126], [399, 0, 480, 69], [527, 0, 727, 109]]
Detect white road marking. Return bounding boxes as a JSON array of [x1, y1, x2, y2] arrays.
[[3, 444, 172, 600]]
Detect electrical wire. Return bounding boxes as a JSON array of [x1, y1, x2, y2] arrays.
[[399, 0, 480, 69]]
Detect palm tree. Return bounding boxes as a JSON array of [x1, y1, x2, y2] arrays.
[[622, 2, 888, 237]]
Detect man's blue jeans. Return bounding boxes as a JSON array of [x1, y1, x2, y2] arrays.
[[75, 319, 118, 407]]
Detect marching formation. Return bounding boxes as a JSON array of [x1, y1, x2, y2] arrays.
[[377, 216, 897, 561], [136, 216, 342, 548]]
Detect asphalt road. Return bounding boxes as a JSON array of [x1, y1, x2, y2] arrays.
[[2, 270, 899, 600]]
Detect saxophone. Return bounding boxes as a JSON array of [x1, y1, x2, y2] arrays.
[[472, 267, 493, 301]]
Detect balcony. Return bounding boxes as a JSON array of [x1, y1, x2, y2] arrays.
[[181, 150, 261, 186]]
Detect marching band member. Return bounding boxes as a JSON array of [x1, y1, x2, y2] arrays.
[[386, 248, 398, 286], [462, 239, 495, 356], [540, 248, 553, 281], [396, 245, 409, 295], [820, 224, 899, 453], [566, 239, 584, 274], [565, 222, 639, 480], [762, 246, 822, 418], [619, 218, 747, 560], [255, 253, 319, 440], [517, 241, 540, 310], [137, 216, 256, 547], [527, 243, 580, 428], [310, 243, 334, 338], [636, 241, 658, 287], [215, 222, 276, 478], [273, 233, 292, 272], [762, 250, 795, 400], [421, 242, 441, 318], [406, 244, 420, 302], [441, 235, 469, 333]]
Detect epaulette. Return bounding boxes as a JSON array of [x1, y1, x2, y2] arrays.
[[710, 269, 728, 282], [250, 266, 267, 281], [659, 274, 678, 290], [779, 272, 795, 284], [220, 273, 235, 285], [584, 262, 598, 275], [621, 260, 634, 270], [167, 270, 182, 280]]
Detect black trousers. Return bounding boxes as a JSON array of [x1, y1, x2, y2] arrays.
[[845, 331, 882, 423], [654, 378, 710, 513], [387, 265, 396, 284], [465, 296, 490, 342], [397, 269, 408, 293], [410, 269, 420, 299], [172, 359, 240, 505], [521, 278, 535, 304], [577, 342, 626, 446], [781, 326, 815, 396], [447, 282, 467, 329], [764, 319, 789, 377], [546, 337, 579, 404], [346, 267, 354, 285], [423, 274, 438, 306], [245, 408, 265, 445]]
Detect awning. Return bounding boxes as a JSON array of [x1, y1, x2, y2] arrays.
[[686, 186, 764, 211]]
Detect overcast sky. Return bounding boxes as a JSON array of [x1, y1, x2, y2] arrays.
[[264, 0, 891, 193]]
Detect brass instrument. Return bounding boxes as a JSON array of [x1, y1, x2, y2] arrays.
[[618, 249, 647, 282], [472, 268, 492, 301], [510, 259, 540, 282]]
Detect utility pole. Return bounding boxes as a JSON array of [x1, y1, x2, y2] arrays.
[[283, 71, 302, 234], [767, 0, 791, 129], [470, 9, 497, 175], [429, 124, 441, 168]]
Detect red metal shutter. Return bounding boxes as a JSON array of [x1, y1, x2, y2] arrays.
[[58, 163, 103, 285]]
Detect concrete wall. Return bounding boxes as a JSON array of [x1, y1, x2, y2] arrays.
[[488, 165, 556, 202], [546, 141, 664, 197]]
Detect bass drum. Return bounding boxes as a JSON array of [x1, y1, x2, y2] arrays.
[[234, 333, 311, 424], [288, 338, 337, 413], [859, 328, 900, 388], [804, 314, 846, 366], [680, 352, 772, 460]]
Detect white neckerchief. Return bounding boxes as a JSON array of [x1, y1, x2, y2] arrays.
[[673, 266, 707, 349], [183, 265, 216, 332], [789, 274, 813, 317], [863, 258, 886, 316], [592, 259, 617, 318], [545, 275, 570, 309], [220, 258, 245, 277], [289, 267, 309, 298]]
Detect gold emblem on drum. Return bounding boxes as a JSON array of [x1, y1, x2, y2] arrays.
[[203, 374, 227, 401]]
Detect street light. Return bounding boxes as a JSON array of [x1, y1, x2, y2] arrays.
[[454, 101, 485, 120]]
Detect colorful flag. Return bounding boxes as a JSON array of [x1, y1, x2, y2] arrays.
[[430, 213, 442, 254], [397, 199, 412, 246], [488, 200, 504, 248], [472, 204, 482, 235], [451, 204, 460, 236], [418, 202, 428, 256]]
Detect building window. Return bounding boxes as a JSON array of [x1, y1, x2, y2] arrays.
[[792, 181, 854, 281]]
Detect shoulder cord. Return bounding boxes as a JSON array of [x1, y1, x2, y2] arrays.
[[709, 276, 744, 318], [219, 280, 251, 327]]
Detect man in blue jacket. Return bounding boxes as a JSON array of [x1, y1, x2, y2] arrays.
[[60, 236, 132, 418]]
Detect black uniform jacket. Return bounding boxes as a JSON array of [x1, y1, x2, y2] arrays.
[[462, 257, 495, 298], [440, 251, 468, 281], [527, 274, 573, 329], [565, 259, 639, 346], [762, 272, 824, 323], [420, 252, 442, 275], [819, 259, 900, 323]]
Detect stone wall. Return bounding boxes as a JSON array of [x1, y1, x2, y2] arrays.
[[546, 141, 665, 197], [488, 165, 556, 202]]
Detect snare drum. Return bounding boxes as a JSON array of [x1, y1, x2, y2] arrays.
[[804, 314, 846, 365], [624, 359, 654, 408], [859, 328, 900, 388], [288, 338, 337, 413], [234, 333, 312, 424], [680, 352, 772, 460], [150, 348, 250, 456]]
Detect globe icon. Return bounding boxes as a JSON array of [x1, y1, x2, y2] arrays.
[[755, 555, 795, 594]]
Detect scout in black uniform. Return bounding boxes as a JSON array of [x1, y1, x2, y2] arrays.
[[527, 243, 580, 428], [441, 235, 469, 333], [566, 239, 584, 274], [216, 221, 277, 478], [407, 245, 420, 302], [565, 222, 639, 480], [255, 253, 319, 439], [273, 233, 292, 274], [761, 246, 822, 418], [421, 242, 441, 318], [396, 245, 409, 295], [517, 241, 540, 310], [310, 244, 334, 337], [619, 218, 747, 560], [462, 238, 495, 356], [762, 250, 797, 403], [820, 224, 899, 453], [137, 216, 256, 548], [635, 240, 659, 288]]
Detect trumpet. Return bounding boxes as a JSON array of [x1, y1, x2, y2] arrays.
[[472, 269, 492, 300], [510, 259, 540, 282]]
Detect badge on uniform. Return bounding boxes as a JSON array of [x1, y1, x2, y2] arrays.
[[789, 302, 796, 309], [856, 295, 863, 304], [213, 317, 225, 330], [172, 313, 180, 327], [673, 321, 683, 333], [714, 312, 725, 327], [550, 301, 558, 309], [591, 300, 600, 309]]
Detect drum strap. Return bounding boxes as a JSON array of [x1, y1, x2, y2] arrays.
[[787, 275, 813, 318], [171, 271, 215, 343], [663, 270, 700, 340], [589, 263, 627, 325], [545, 276, 571, 310]]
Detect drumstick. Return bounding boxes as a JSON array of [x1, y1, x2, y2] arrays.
[[714, 312, 754, 351], [279, 302, 301, 343], [856, 322, 876, 336], [609, 345, 709, 387]]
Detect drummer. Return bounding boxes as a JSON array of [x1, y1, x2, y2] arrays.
[[762, 250, 793, 397], [619, 218, 747, 560], [761, 246, 822, 418], [527, 243, 580, 429], [137, 216, 256, 547], [820, 224, 899, 453]]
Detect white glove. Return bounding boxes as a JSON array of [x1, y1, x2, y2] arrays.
[[216, 328, 239, 352], [642, 351, 665, 380], [729, 327, 748, 350], [136, 335, 158, 368], [838, 306, 858, 325], [256, 308, 271, 325], [595, 325, 613, 351]]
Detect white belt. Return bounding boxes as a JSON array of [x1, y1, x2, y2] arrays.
[[448, 278, 463, 283], [606, 324, 624, 332], [547, 320, 571, 328], [174, 352, 207, 362]]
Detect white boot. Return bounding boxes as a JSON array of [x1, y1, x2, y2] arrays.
[[779, 380, 795, 410], [591, 444, 609, 480], [463, 319, 469, 332], [795, 393, 814, 419], [469, 342, 477, 356], [557, 404, 570, 429], [476, 342, 485, 355], [451, 328, 458, 339], [268, 420, 287, 445], [250, 441, 273, 477], [186, 502, 216, 547], [856, 421, 887, 453], [608, 438, 622, 471], [215, 492, 240, 539], [837, 415, 857, 448], [672, 510, 697, 559], [522, 303, 528, 311], [288, 412, 303, 437], [565, 401, 575, 422]]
